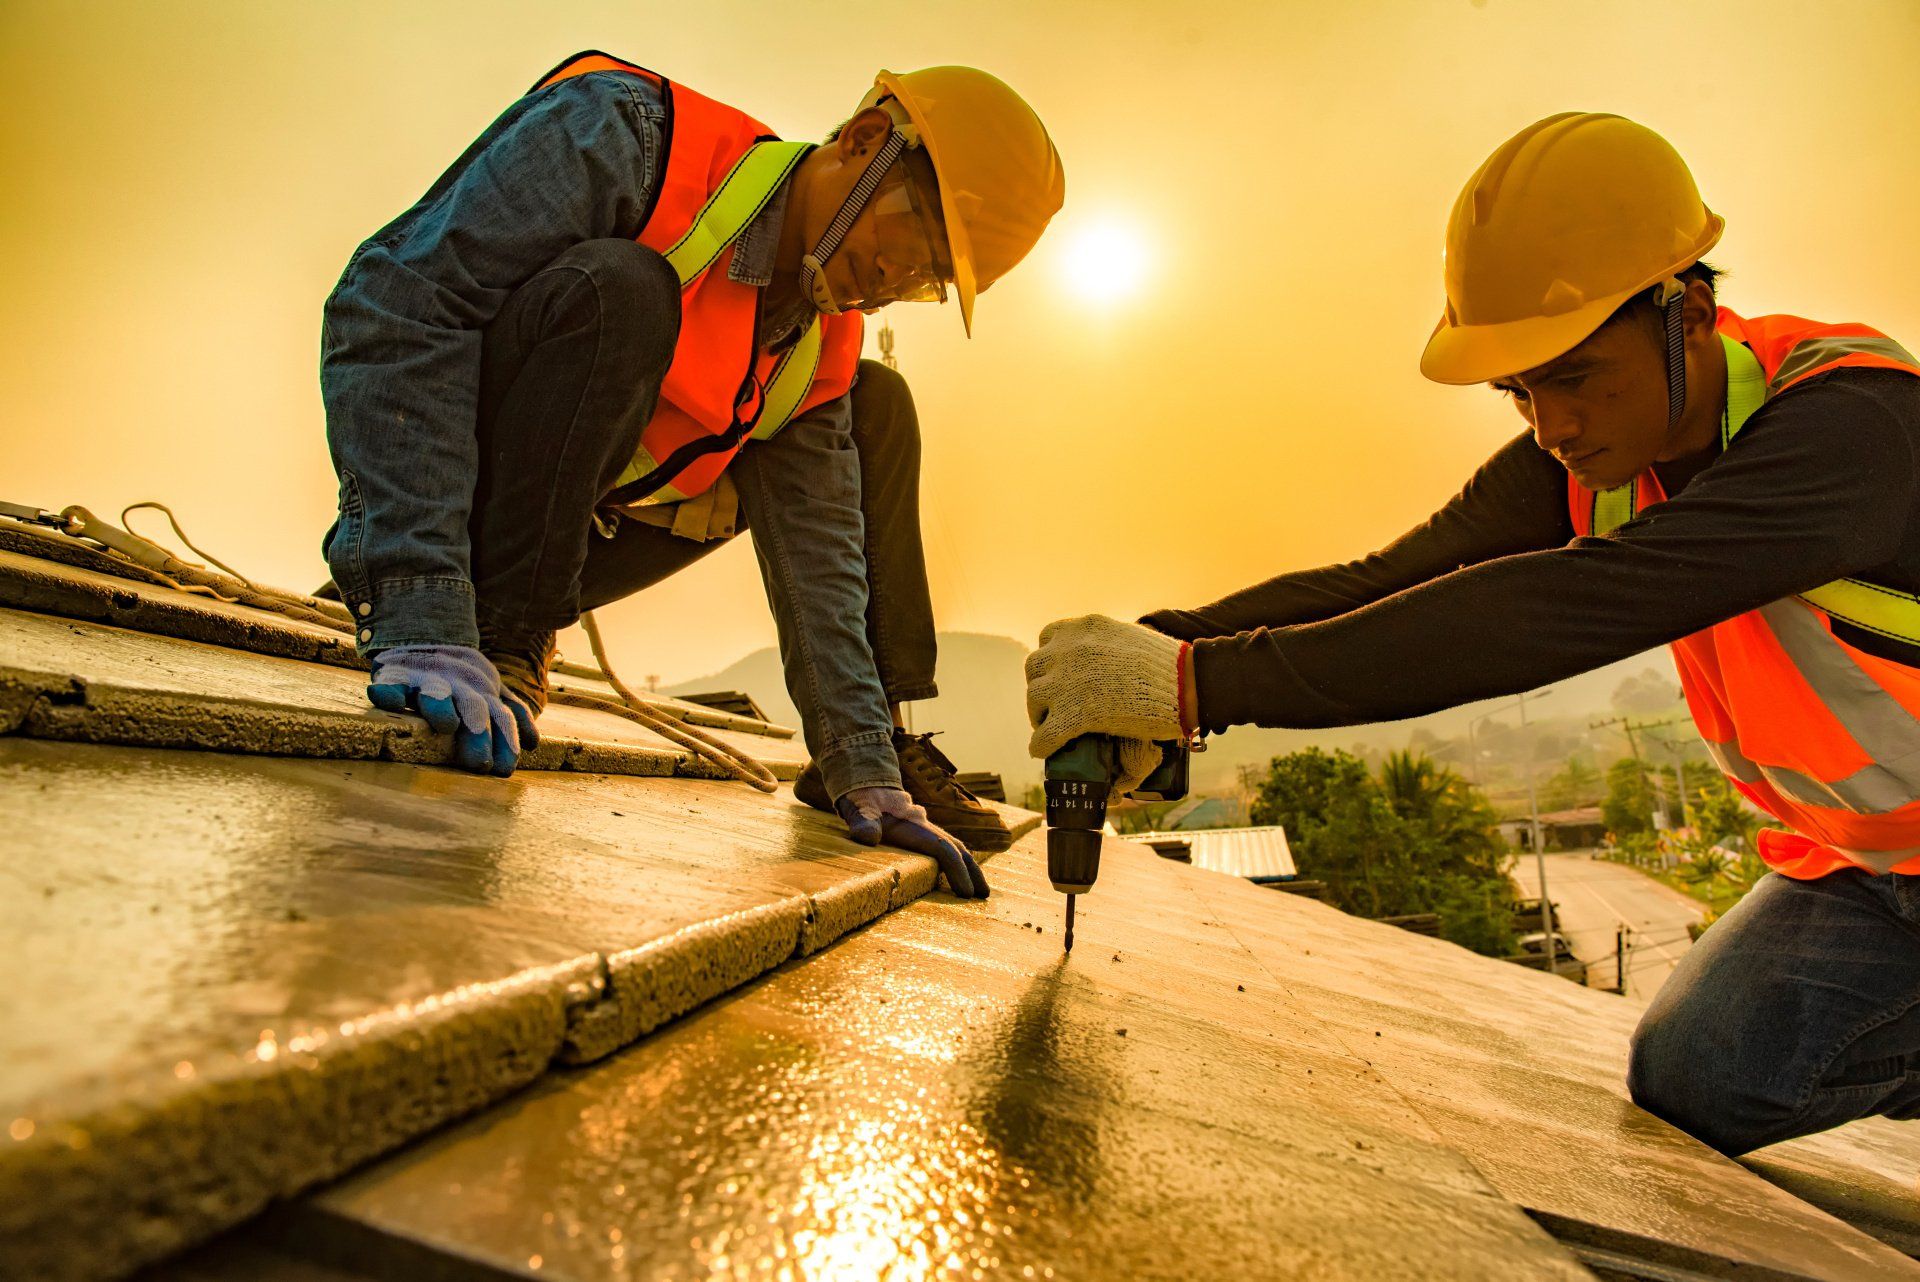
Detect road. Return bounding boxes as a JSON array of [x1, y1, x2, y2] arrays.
[[1512, 851, 1706, 1003]]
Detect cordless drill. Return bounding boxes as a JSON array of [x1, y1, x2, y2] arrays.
[[1045, 735, 1191, 952]]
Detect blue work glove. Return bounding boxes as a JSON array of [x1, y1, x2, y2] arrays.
[[837, 786, 989, 900], [366, 644, 536, 777]]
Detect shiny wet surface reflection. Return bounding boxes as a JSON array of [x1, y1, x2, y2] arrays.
[[1, 737, 923, 1116], [307, 850, 1593, 1281]]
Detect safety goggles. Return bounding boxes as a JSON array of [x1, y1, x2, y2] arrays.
[[803, 137, 952, 314], [855, 159, 950, 307]]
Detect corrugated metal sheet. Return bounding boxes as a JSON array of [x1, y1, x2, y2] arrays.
[[1135, 825, 1297, 881]]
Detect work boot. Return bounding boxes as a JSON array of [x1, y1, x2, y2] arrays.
[[792, 729, 1014, 854], [480, 626, 557, 716], [894, 729, 1014, 853]]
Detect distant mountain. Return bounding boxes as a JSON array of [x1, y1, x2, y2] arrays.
[[667, 632, 1040, 793], [669, 633, 1686, 798]]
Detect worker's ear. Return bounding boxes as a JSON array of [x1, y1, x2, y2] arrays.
[[1681, 276, 1718, 342], [835, 106, 894, 161]]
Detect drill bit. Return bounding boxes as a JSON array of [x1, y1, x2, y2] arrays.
[[1064, 893, 1076, 953]]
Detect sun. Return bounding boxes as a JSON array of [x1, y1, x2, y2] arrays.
[[1059, 219, 1150, 304]]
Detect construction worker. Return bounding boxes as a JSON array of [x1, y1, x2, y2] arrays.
[[322, 52, 1065, 899], [1026, 113, 1920, 1154]]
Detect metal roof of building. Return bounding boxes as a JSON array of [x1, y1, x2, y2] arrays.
[[1134, 824, 1298, 881]]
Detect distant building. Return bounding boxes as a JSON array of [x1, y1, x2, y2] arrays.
[[676, 689, 771, 722], [1498, 806, 1608, 851], [955, 771, 1005, 802], [1134, 825, 1297, 883], [1155, 795, 1247, 831]]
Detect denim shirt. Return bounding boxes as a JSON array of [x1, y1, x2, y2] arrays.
[[321, 70, 837, 648], [321, 69, 900, 794]]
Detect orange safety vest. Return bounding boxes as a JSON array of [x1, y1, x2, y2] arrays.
[[531, 53, 864, 505], [1569, 308, 1920, 879]]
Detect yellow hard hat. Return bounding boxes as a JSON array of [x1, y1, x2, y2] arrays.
[[861, 67, 1065, 335], [1419, 112, 1723, 385]]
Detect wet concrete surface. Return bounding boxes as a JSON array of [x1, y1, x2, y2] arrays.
[[0, 605, 806, 780], [1746, 1118, 1920, 1258], [230, 843, 1916, 1281], [2, 738, 1031, 1281], [1180, 870, 1920, 1278], [274, 847, 1587, 1281]]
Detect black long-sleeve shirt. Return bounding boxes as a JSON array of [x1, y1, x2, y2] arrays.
[[1142, 369, 1920, 732]]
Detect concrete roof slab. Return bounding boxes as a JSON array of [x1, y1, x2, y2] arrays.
[[1, 736, 1010, 1280], [294, 895, 1591, 1281], [0, 606, 806, 779]]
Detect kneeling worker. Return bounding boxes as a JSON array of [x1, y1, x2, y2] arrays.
[[1026, 113, 1919, 1153], [323, 52, 1066, 898]]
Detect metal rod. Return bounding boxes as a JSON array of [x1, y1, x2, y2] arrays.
[[1064, 894, 1076, 953]]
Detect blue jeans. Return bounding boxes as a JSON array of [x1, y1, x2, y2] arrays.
[[471, 239, 936, 800], [1628, 868, 1920, 1155]]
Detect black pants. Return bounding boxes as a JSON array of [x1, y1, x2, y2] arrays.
[[470, 238, 939, 707]]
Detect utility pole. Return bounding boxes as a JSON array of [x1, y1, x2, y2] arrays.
[[1473, 689, 1559, 972], [1593, 713, 1695, 839], [1615, 923, 1631, 995], [1516, 689, 1560, 975], [1645, 729, 1692, 829], [1589, 713, 1645, 765]]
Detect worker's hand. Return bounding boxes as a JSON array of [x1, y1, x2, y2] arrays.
[[499, 688, 543, 755], [366, 644, 533, 777], [1026, 613, 1189, 762], [837, 786, 990, 900], [1109, 738, 1168, 800]]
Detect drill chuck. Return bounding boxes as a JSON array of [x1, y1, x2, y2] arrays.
[[1043, 734, 1193, 953], [1044, 737, 1116, 895], [1046, 821, 1105, 894]]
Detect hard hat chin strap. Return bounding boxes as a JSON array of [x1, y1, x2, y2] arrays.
[[799, 131, 910, 315], [1655, 276, 1687, 433]]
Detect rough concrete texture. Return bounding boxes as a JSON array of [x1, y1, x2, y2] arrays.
[[0, 545, 364, 669], [0, 605, 806, 780], [244, 835, 1917, 1282], [0, 738, 1034, 1281], [0, 545, 800, 739]]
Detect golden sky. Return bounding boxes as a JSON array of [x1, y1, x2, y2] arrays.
[[3, 1, 1917, 685]]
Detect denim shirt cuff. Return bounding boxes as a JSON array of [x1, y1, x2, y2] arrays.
[[349, 577, 480, 656], [817, 728, 902, 802]]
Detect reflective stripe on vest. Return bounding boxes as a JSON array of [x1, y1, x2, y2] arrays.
[[612, 320, 825, 497], [1589, 327, 1920, 645], [532, 54, 864, 508], [609, 141, 826, 499], [1570, 308, 1920, 878]]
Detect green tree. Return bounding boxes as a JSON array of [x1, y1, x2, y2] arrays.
[[1250, 747, 1369, 835], [1686, 848, 1734, 890], [1691, 774, 1758, 849], [1255, 749, 1515, 957], [1540, 754, 1602, 811], [1612, 669, 1681, 716], [1602, 757, 1655, 836], [1380, 749, 1446, 821]]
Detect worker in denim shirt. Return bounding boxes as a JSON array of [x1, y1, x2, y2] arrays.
[[321, 53, 1064, 895]]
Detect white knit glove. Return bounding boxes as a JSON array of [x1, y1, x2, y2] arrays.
[[1026, 615, 1187, 795]]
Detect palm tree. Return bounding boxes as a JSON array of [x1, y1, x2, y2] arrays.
[[1380, 749, 1447, 822], [1685, 848, 1734, 889]]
